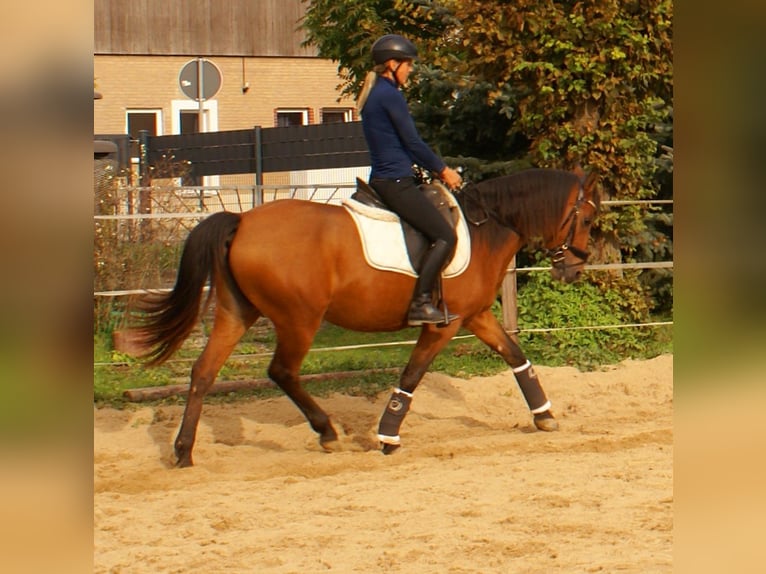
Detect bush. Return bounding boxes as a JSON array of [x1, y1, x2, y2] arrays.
[[516, 271, 671, 369]]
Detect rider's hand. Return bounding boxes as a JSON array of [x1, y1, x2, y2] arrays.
[[439, 166, 463, 190]]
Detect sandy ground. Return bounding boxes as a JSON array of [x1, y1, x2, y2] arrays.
[[94, 354, 672, 573]]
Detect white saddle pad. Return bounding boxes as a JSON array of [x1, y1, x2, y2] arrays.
[[342, 195, 471, 278]]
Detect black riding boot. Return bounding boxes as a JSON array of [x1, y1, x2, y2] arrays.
[[407, 239, 459, 326]]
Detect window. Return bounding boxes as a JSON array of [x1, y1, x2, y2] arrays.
[[170, 99, 219, 189], [276, 109, 309, 127], [180, 110, 200, 135], [126, 109, 162, 160], [321, 108, 353, 123], [179, 111, 202, 186], [171, 99, 218, 134]]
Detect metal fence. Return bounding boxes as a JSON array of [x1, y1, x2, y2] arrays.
[[94, 184, 673, 291]]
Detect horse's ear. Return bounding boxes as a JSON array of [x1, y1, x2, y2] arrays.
[[572, 164, 598, 195], [583, 171, 598, 192], [583, 171, 600, 209]]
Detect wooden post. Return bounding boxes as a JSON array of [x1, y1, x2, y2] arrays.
[[501, 255, 519, 342], [122, 368, 401, 402]]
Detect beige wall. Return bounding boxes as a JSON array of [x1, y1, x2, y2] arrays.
[[94, 54, 356, 135]]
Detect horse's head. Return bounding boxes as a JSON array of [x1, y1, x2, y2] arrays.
[[548, 168, 600, 283]]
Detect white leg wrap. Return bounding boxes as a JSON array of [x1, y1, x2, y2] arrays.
[[512, 360, 532, 374], [531, 400, 552, 414], [377, 433, 401, 445]]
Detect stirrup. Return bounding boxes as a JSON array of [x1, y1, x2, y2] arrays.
[[407, 297, 458, 327]]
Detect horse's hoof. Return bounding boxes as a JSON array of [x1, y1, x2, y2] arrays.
[[320, 438, 343, 453], [533, 412, 559, 432], [319, 426, 342, 452], [174, 445, 194, 467], [175, 457, 193, 468], [381, 442, 401, 455]]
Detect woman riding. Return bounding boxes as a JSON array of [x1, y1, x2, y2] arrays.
[[357, 34, 463, 326]]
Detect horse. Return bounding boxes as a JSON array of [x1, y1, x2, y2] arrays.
[[131, 166, 600, 467]]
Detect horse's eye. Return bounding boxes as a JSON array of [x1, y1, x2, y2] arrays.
[[583, 217, 593, 226]]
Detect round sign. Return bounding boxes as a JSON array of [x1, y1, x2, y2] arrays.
[[178, 58, 222, 101]]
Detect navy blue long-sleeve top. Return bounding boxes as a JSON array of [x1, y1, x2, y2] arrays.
[[361, 76, 446, 180]]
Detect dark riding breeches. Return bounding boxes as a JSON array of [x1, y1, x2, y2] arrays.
[[369, 176, 457, 253]]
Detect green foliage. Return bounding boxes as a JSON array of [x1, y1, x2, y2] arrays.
[[516, 270, 671, 369], [407, 0, 672, 260], [302, 0, 674, 265]]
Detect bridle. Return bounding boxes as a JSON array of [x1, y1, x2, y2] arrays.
[[548, 183, 597, 271]]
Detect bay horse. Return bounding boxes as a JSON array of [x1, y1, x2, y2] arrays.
[[131, 167, 600, 467]]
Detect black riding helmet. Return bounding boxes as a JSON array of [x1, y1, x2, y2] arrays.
[[372, 34, 419, 64]]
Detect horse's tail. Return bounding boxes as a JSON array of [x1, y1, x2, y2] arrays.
[[131, 211, 242, 366]]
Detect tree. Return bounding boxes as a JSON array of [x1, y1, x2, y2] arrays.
[[408, 0, 671, 261], [302, 0, 673, 315]]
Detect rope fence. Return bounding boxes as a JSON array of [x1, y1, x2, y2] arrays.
[[94, 320, 673, 368]]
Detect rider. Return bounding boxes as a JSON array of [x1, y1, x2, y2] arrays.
[[357, 34, 463, 326]]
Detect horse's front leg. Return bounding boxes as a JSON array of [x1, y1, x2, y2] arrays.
[[464, 309, 558, 432], [378, 323, 460, 453]]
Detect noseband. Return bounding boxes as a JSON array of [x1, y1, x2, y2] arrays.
[[549, 185, 596, 271]]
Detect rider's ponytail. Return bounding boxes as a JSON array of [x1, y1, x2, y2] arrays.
[[356, 70, 377, 115], [357, 64, 388, 115]]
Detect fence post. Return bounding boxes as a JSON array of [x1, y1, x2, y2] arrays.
[[253, 126, 263, 206], [501, 255, 519, 342], [138, 130, 152, 240]]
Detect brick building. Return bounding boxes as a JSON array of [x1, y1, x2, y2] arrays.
[[94, 0, 363, 185]]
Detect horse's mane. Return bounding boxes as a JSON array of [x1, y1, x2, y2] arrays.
[[459, 169, 579, 244]]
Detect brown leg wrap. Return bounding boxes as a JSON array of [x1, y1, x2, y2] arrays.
[[513, 361, 551, 414], [377, 389, 413, 445]]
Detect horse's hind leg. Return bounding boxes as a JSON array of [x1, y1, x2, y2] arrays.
[[464, 309, 558, 431], [175, 304, 257, 468], [267, 321, 339, 449]]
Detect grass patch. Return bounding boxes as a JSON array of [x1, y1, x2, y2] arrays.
[[94, 319, 508, 407], [94, 310, 672, 408]]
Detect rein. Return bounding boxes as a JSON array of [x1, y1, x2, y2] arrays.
[[457, 183, 511, 230]]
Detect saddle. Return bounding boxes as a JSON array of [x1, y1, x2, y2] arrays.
[[350, 178, 462, 271]]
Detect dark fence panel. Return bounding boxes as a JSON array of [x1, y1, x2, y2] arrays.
[[260, 122, 370, 172], [146, 129, 257, 177], [143, 122, 370, 179]]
